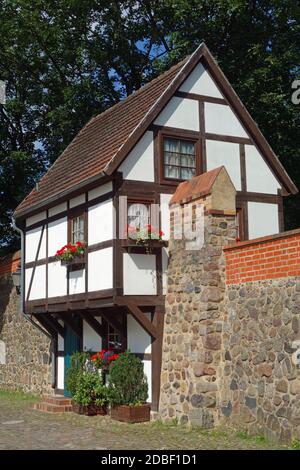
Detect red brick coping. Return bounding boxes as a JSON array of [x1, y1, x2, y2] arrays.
[[224, 229, 300, 285]]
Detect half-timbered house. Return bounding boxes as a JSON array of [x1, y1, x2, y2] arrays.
[[13, 43, 297, 408]]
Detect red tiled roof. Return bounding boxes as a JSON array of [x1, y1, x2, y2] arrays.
[[14, 58, 188, 217], [170, 167, 225, 205]]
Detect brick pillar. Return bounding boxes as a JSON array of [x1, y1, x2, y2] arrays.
[[159, 167, 237, 427]]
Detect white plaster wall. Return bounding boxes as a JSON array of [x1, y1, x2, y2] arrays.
[[88, 247, 113, 292], [48, 202, 67, 217], [70, 194, 85, 208], [88, 181, 113, 201], [57, 356, 64, 390], [48, 217, 68, 258], [245, 145, 280, 194], [179, 62, 223, 98], [162, 247, 169, 295], [69, 269, 85, 295], [58, 320, 64, 351], [248, 202, 279, 239], [119, 131, 154, 182], [25, 226, 46, 263], [88, 199, 114, 245], [25, 265, 46, 300], [143, 360, 152, 403], [123, 253, 157, 295], [205, 102, 248, 138], [206, 139, 241, 190], [154, 97, 199, 131], [48, 261, 67, 297], [83, 318, 102, 352], [127, 313, 152, 354], [26, 211, 46, 227], [160, 193, 172, 241]]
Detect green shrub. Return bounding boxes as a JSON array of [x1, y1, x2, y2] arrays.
[[73, 371, 108, 406], [108, 350, 148, 406], [65, 351, 90, 396]]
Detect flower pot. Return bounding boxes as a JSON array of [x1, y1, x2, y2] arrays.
[[72, 403, 107, 416], [110, 404, 150, 423]]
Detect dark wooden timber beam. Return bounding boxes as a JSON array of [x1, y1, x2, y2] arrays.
[[79, 312, 106, 338], [33, 315, 56, 337], [42, 316, 64, 337], [98, 310, 126, 341], [59, 315, 81, 338], [125, 302, 157, 339]]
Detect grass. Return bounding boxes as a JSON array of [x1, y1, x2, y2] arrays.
[[0, 389, 39, 404]]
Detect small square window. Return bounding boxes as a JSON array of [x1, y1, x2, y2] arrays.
[[163, 137, 196, 180]]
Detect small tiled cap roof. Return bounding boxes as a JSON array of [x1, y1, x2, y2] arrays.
[[14, 57, 188, 217], [170, 167, 226, 206]]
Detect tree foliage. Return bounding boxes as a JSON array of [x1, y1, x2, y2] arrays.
[[1, 0, 299, 254]]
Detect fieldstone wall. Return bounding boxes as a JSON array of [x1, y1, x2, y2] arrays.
[[0, 273, 52, 394], [159, 210, 236, 427], [221, 278, 300, 442]]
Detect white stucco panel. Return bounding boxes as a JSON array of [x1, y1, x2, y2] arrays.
[[127, 313, 152, 354], [123, 253, 157, 295], [206, 139, 241, 190], [88, 248, 113, 292], [69, 269, 85, 295], [26, 211, 46, 227], [179, 62, 223, 98], [154, 96, 199, 131], [48, 261, 67, 297], [247, 202, 279, 239], [25, 265, 46, 300], [119, 131, 154, 182], [88, 181, 113, 201], [88, 199, 114, 245], [69, 193, 85, 208], [48, 202, 67, 217], [83, 318, 102, 352], [160, 193, 172, 241], [25, 226, 47, 263], [205, 102, 248, 138], [57, 356, 64, 390], [48, 217, 68, 258], [245, 145, 280, 194], [143, 360, 152, 403]]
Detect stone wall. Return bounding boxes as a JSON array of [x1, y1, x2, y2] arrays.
[[221, 278, 300, 442], [0, 270, 52, 395], [159, 208, 236, 427]]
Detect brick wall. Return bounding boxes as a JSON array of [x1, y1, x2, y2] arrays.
[[224, 229, 300, 285], [0, 251, 21, 278]]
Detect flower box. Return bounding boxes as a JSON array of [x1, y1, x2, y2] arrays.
[[72, 403, 107, 416], [110, 404, 150, 423], [60, 255, 85, 270]]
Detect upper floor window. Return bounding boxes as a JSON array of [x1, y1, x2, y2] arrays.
[[70, 213, 85, 243], [127, 202, 150, 231], [163, 137, 196, 180]]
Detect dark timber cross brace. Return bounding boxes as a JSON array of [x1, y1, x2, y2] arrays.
[[79, 312, 106, 338], [59, 315, 81, 338], [124, 302, 157, 339]]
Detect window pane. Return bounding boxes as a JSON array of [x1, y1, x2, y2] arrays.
[[128, 203, 149, 231], [163, 137, 195, 180]]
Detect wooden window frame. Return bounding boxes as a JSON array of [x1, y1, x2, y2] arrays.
[[68, 207, 86, 245], [158, 130, 201, 185], [126, 198, 159, 237], [236, 206, 245, 241]]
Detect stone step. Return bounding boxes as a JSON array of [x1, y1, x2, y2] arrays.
[[42, 395, 72, 406], [33, 402, 73, 413]]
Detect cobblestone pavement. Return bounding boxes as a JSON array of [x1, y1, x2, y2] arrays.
[[0, 392, 290, 450]]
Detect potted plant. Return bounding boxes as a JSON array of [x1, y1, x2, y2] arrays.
[[55, 241, 85, 269], [127, 225, 164, 254], [72, 370, 109, 416], [108, 350, 150, 423], [91, 349, 120, 384], [65, 351, 90, 397]]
